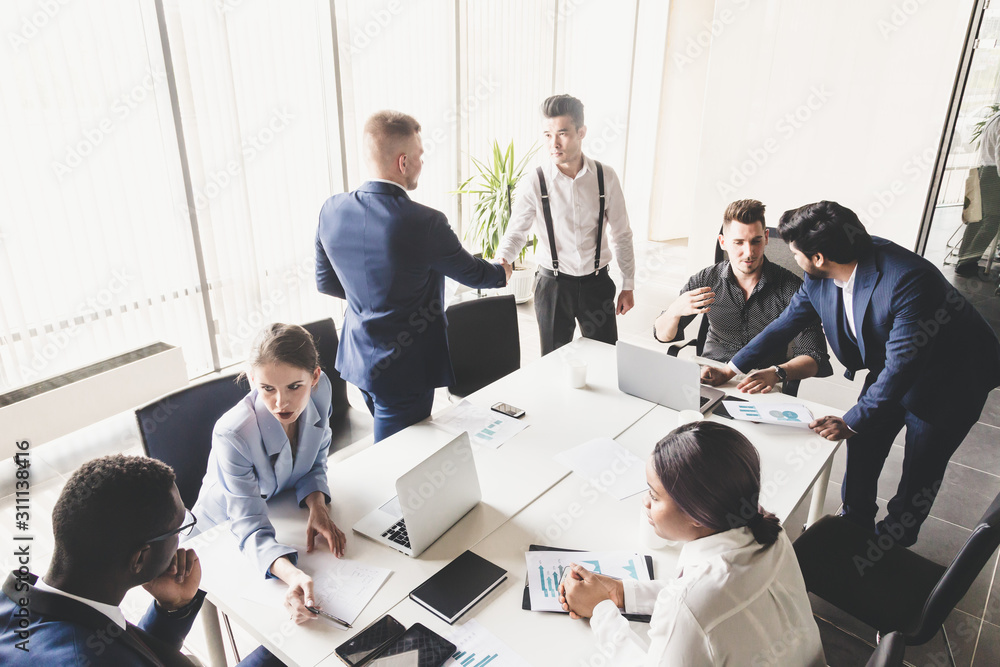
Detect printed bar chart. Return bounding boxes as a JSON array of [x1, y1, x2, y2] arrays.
[[452, 649, 498, 666]]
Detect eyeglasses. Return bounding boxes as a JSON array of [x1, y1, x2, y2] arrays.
[[146, 509, 198, 544]]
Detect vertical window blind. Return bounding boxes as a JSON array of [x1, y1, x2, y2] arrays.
[[0, 0, 660, 391]]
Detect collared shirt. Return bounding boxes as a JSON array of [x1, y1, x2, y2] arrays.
[[496, 156, 636, 289], [590, 528, 825, 666], [834, 265, 859, 339], [978, 115, 1000, 168], [368, 178, 408, 194], [34, 577, 127, 631], [659, 258, 829, 370]]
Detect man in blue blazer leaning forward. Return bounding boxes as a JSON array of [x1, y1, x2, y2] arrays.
[[0, 454, 280, 666], [316, 111, 511, 443], [731, 201, 1000, 546]]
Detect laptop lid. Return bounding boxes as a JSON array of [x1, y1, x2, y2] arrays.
[[616, 341, 723, 412], [394, 433, 482, 557]]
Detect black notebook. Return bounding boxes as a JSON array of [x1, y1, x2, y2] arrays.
[[410, 550, 507, 624], [521, 544, 656, 623]]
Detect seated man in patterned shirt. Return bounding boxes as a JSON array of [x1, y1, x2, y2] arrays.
[[654, 199, 831, 393]]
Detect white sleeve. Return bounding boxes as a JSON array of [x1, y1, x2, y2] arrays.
[[604, 167, 635, 290], [623, 579, 665, 615], [592, 579, 714, 667], [496, 175, 539, 264]]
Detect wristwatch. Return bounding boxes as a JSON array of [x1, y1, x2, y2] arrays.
[[772, 365, 788, 382]]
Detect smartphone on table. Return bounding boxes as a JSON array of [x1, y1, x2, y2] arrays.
[[491, 402, 525, 418], [335, 615, 405, 666]]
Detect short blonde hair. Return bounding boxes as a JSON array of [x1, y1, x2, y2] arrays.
[[364, 110, 421, 165]]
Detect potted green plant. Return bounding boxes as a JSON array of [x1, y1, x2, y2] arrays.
[[454, 140, 539, 302]]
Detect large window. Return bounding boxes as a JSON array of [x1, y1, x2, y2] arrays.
[[0, 0, 667, 390]]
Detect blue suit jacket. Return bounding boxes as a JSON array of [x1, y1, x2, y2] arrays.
[[0, 571, 204, 666], [732, 238, 1000, 433], [192, 372, 332, 578], [315, 181, 507, 397]]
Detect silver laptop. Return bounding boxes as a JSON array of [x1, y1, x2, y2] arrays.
[[353, 433, 481, 557], [616, 341, 726, 413]]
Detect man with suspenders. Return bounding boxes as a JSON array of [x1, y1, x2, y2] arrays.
[[497, 94, 636, 355]]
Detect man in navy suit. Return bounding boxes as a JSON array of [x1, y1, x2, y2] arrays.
[[731, 201, 1000, 546], [316, 111, 510, 442], [0, 454, 280, 666]]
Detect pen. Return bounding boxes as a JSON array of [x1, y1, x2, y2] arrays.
[[306, 606, 353, 628]]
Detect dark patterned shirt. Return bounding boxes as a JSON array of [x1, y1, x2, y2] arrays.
[[656, 258, 830, 371]]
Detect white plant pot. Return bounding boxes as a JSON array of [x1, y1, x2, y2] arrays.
[[509, 261, 536, 303]]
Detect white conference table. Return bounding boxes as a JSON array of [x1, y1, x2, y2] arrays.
[[191, 339, 841, 666]]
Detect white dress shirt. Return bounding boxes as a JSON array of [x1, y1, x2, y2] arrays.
[[589, 528, 825, 666], [34, 577, 127, 631], [834, 265, 859, 339], [978, 115, 1000, 169], [497, 156, 635, 289]]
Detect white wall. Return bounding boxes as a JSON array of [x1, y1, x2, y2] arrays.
[[651, 0, 974, 271]]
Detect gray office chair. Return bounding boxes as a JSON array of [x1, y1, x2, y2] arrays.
[[136, 373, 249, 509], [794, 490, 1000, 667], [135, 372, 250, 661]]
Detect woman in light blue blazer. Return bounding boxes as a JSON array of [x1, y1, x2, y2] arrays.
[[193, 323, 346, 624]]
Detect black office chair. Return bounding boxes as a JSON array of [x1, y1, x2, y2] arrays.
[[445, 294, 520, 397], [301, 318, 374, 450], [794, 490, 1000, 666], [866, 632, 906, 667], [135, 373, 249, 661], [667, 226, 808, 396], [136, 373, 250, 509]]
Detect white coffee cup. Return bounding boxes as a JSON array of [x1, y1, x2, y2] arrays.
[[567, 358, 587, 388]]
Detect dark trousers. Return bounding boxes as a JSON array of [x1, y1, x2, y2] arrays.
[[841, 392, 987, 546], [958, 165, 1000, 265], [534, 267, 618, 356], [360, 388, 435, 443]]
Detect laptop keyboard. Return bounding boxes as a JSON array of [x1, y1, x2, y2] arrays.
[[381, 518, 411, 549]]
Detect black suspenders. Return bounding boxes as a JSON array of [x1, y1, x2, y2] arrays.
[[536, 161, 605, 277]]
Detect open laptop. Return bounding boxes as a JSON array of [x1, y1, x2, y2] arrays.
[[353, 433, 481, 557], [616, 341, 726, 413]]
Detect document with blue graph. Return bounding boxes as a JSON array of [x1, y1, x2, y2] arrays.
[[524, 550, 651, 613], [721, 400, 814, 428], [444, 619, 532, 667], [433, 400, 528, 449]]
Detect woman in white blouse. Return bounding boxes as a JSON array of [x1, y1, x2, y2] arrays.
[[559, 421, 826, 666]]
